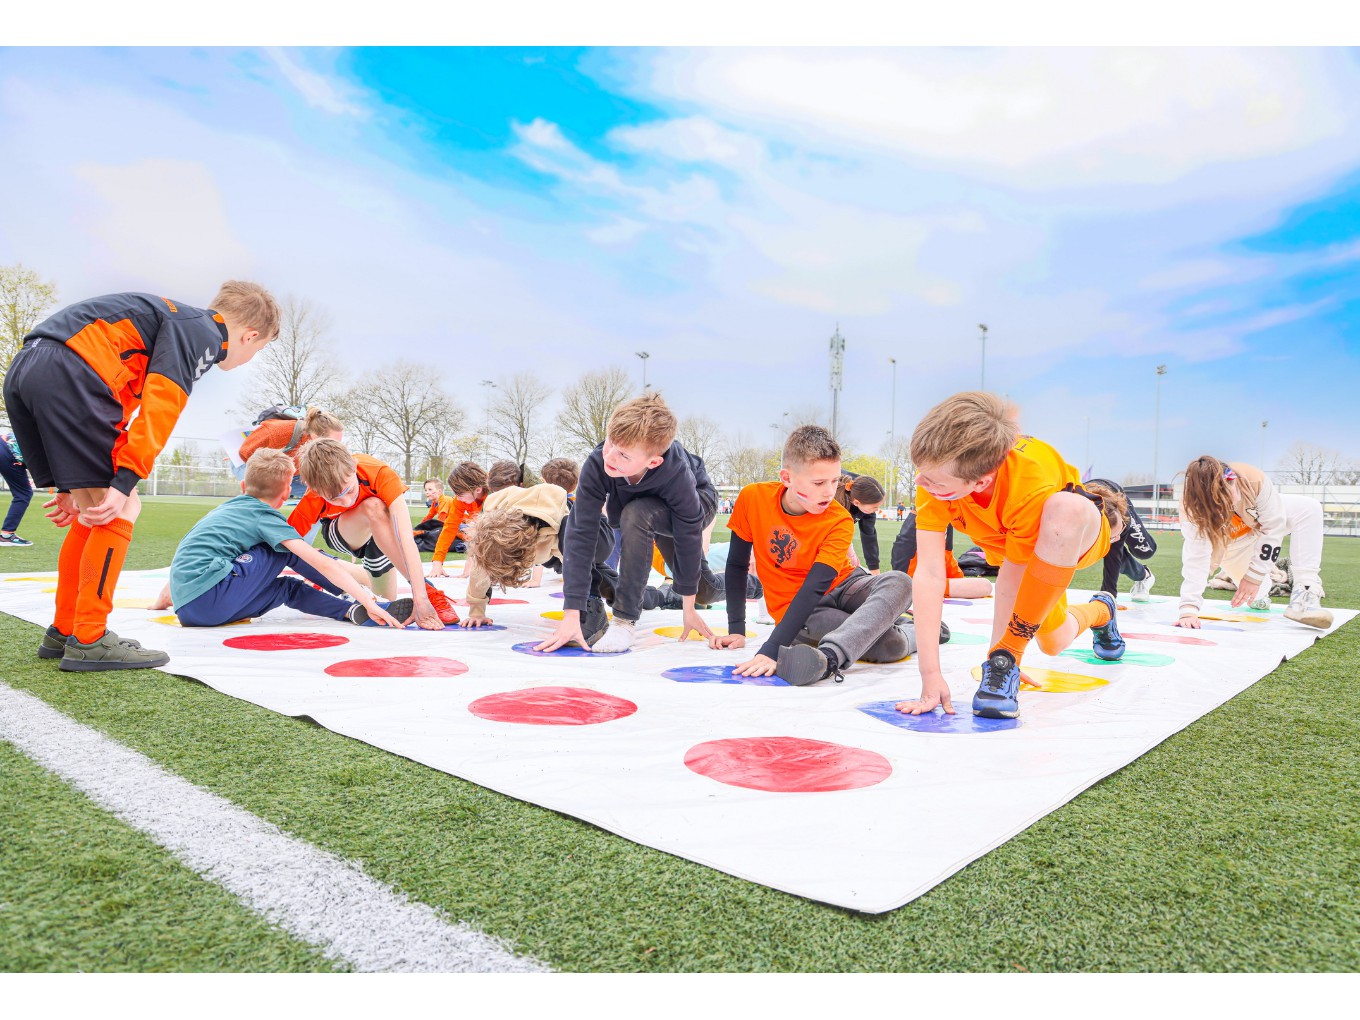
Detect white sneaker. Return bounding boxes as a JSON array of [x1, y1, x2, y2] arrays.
[[1247, 593, 1272, 612], [1206, 573, 1237, 591], [591, 620, 636, 654], [1130, 570, 1155, 602], [753, 598, 775, 625], [1283, 587, 1332, 630]]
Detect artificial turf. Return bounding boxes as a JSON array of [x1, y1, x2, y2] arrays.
[[0, 497, 1356, 971]]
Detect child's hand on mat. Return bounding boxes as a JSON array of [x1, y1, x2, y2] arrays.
[[367, 603, 404, 628], [1174, 614, 1202, 629], [78, 487, 128, 527], [411, 596, 444, 631], [148, 582, 173, 611], [428, 562, 449, 578], [709, 633, 746, 651], [460, 612, 495, 629], [536, 615, 587, 653], [679, 608, 716, 644], [44, 492, 79, 528], [733, 653, 777, 677], [1230, 578, 1261, 609], [896, 674, 955, 715]]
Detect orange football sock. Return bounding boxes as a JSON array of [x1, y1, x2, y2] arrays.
[[994, 555, 1076, 662], [53, 519, 93, 635], [72, 518, 135, 644], [1069, 598, 1112, 633]]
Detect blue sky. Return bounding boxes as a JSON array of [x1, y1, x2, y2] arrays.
[[1, 44, 1357, 481]]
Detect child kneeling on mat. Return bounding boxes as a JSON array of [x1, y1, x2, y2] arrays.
[[169, 450, 409, 628], [710, 425, 917, 686]]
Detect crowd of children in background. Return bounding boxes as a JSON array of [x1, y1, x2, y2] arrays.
[[0, 281, 1337, 718]]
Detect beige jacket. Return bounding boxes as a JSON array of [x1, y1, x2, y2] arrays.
[[1178, 462, 1287, 614], [465, 483, 569, 615]]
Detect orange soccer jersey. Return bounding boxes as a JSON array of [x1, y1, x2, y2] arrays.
[[287, 454, 407, 535], [727, 480, 855, 623], [432, 496, 484, 563], [915, 435, 1109, 571], [906, 549, 965, 579], [238, 418, 314, 468]]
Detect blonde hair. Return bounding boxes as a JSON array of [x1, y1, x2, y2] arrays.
[[210, 280, 281, 341], [540, 457, 579, 492], [607, 392, 676, 456], [1083, 480, 1130, 536], [244, 447, 294, 501], [911, 391, 1019, 482], [297, 438, 356, 497], [487, 460, 524, 493], [835, 473, 884, 511], [303, 407, 343, 439], [1181, 455, 1236, 559], [467, 507, 542, 588], [446, 461, 488, 499], [783, 425, 840, 470]]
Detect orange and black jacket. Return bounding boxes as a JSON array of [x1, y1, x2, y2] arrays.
[[25, 293, 229, 495]]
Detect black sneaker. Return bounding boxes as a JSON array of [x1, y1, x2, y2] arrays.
[[582, 595, 610, 644], [0, 532, 33, 547], [349, 597, 415, 627]]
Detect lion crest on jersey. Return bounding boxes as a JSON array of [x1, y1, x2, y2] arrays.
[[769, 527, 798, 566]]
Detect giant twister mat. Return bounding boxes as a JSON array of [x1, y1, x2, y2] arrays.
[[1, 565, 1351, 914]]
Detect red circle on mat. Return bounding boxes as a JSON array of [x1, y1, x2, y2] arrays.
[[684, 737, 892, 793], [468, 686, 636, 726], [223, 633, 350, 651], [324, 656, 469, 678], [453, 597, 529, 607]]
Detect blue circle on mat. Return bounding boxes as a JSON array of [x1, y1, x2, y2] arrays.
[[441, 623, 507, 632], [511, 641, 628, 657], [857, 700, 1020, 733], [661, 664, 790, 687], [1198, 623, 1245, 632], [943, 598, 973, 606], [550, 592, 565, 599]]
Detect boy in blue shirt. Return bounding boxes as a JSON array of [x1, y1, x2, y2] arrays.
[[168, 449, 409, 628]]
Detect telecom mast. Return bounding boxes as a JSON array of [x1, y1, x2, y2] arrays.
[[829, 325, 845, 439]]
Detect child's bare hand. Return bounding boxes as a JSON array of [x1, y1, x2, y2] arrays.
[[460, 613, 495, 629], [1174, 614, 1202, 629], [367, 604, 404, 628], [78, 488, 128, 527], [44, 492, 79, 528], [535, 617, 587, 653], [428, 562, 448, 578], [733, 653, 777, 677], [679, 608, 716, 644], [1230, 578, 1261, 609], [708, 633, 746, 651], [148, 582, 173, 611], [411, 596, 444, 630], [896, 675, 955, 715]]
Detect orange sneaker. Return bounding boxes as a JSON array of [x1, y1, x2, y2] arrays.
[[424, 583, 460, 625]]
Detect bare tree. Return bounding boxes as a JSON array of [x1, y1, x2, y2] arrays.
[[0, 262, 58, 417], [677, 414, 722, 465], [787, 403, 829, 429], [555, 367, 632, 455], [720, 445, 774, 489], [1279, 442, 1342, 485], [234, 295, 345, 420], [1335, 459, 1360, 486], [880, 436, 913, 505], [488, 371, 553, 466], [346, 362, 462, 482]]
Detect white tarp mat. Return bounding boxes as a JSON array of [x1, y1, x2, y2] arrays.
[[2, 568, 1350, 914]]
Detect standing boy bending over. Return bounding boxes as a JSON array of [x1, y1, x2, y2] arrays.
[[289, 439, 453, 630], [711, 426, 916, 686], [5, 282, 279, 670], [539, 392, 722, 653], [170, 449, 410, 628], [896, 392, 1120, 719]]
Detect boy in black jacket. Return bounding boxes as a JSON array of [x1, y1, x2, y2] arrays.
[[537, 392, 722, 653]]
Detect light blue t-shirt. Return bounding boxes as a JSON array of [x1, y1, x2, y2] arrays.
[[170, 495, 302, 607]]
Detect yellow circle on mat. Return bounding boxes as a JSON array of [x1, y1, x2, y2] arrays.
[[970, 665, 1109, 693], [653, 625, 756, 640], [4, 576, 57, 582], [541, 609, 611, 622], [152, 615, 250, 627], [1198, 612, 1268, 624], [114, 598, 153, 609]]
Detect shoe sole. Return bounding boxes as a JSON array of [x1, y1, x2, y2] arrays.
[[1284, 610, 1332, 629], [60, 654, 170, 672], [973, 701, 1018, 719], [1093, 645, 1126, 661], [775, 644, 828, 686], [37, 645, 66, 659]]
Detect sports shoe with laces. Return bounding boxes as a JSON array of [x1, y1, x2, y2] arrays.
[[60, 630, 170, 672], [775, 643, 842, 686], [1246, 593, 1272, 612], [0, 532, 33, 546], [1283, 587, 1332, 630], [1089, 591, 1125, 661], [37, 624, 68, 659], [1130, 570, 1155, 602], [581, 595, 610, 645], [423, 583, 460, 625], [974, 648, 1021, 718], [348, 597, 415, 627]]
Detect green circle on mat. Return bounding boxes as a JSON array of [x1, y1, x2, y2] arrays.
[[945, 632, 988, 646], [1061, 649, 1175, 668]]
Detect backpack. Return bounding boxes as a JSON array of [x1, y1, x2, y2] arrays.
[[250, 405, 306, 453], [957, 546, 998, 577]]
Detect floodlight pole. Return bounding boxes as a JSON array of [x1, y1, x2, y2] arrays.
[[978, 323, 988, 390], [636, 351, 650, 391], [829, 325, 845, 440], [480, 379, 497, 464], [888, 356, 897, 503], [1152, 365, 1167, 522]]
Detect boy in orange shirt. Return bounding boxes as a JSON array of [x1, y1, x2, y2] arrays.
[[289, 439, 454, 629], [429, 461, 487, 579], [711, 425, 915, 686], [895, 392, 1121, 719]]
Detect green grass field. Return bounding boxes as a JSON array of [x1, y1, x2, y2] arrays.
[[1, 497, 1356, 972]]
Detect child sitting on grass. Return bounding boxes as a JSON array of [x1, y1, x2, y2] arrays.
[[165, 449, 409, 628], [289, 439, 453, 629]]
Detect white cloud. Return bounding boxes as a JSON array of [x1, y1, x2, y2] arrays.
[[265, 48, 368, 117]]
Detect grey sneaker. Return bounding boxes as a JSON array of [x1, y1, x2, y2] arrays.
[[775, 644, 838, 686], [60, 630, 170, 672], [1284, 587, 1332, 630], [37, 624, 68, 659], [581, 595, 610, 645]]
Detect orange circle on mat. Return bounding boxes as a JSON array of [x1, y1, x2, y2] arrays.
[[969, 665, 1108, 693], [468, 686, 636, 725], [223, 633, 349, 651], [684, 737, 892, 793], [325, 656, 468, 678]]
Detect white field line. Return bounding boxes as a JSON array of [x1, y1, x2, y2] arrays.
[[0, 681, 548, 973]]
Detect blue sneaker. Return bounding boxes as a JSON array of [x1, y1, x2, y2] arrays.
[[0, 532, 33, 546], [1090, 591, 1125, 661], [974, 649, 1021, 718]]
